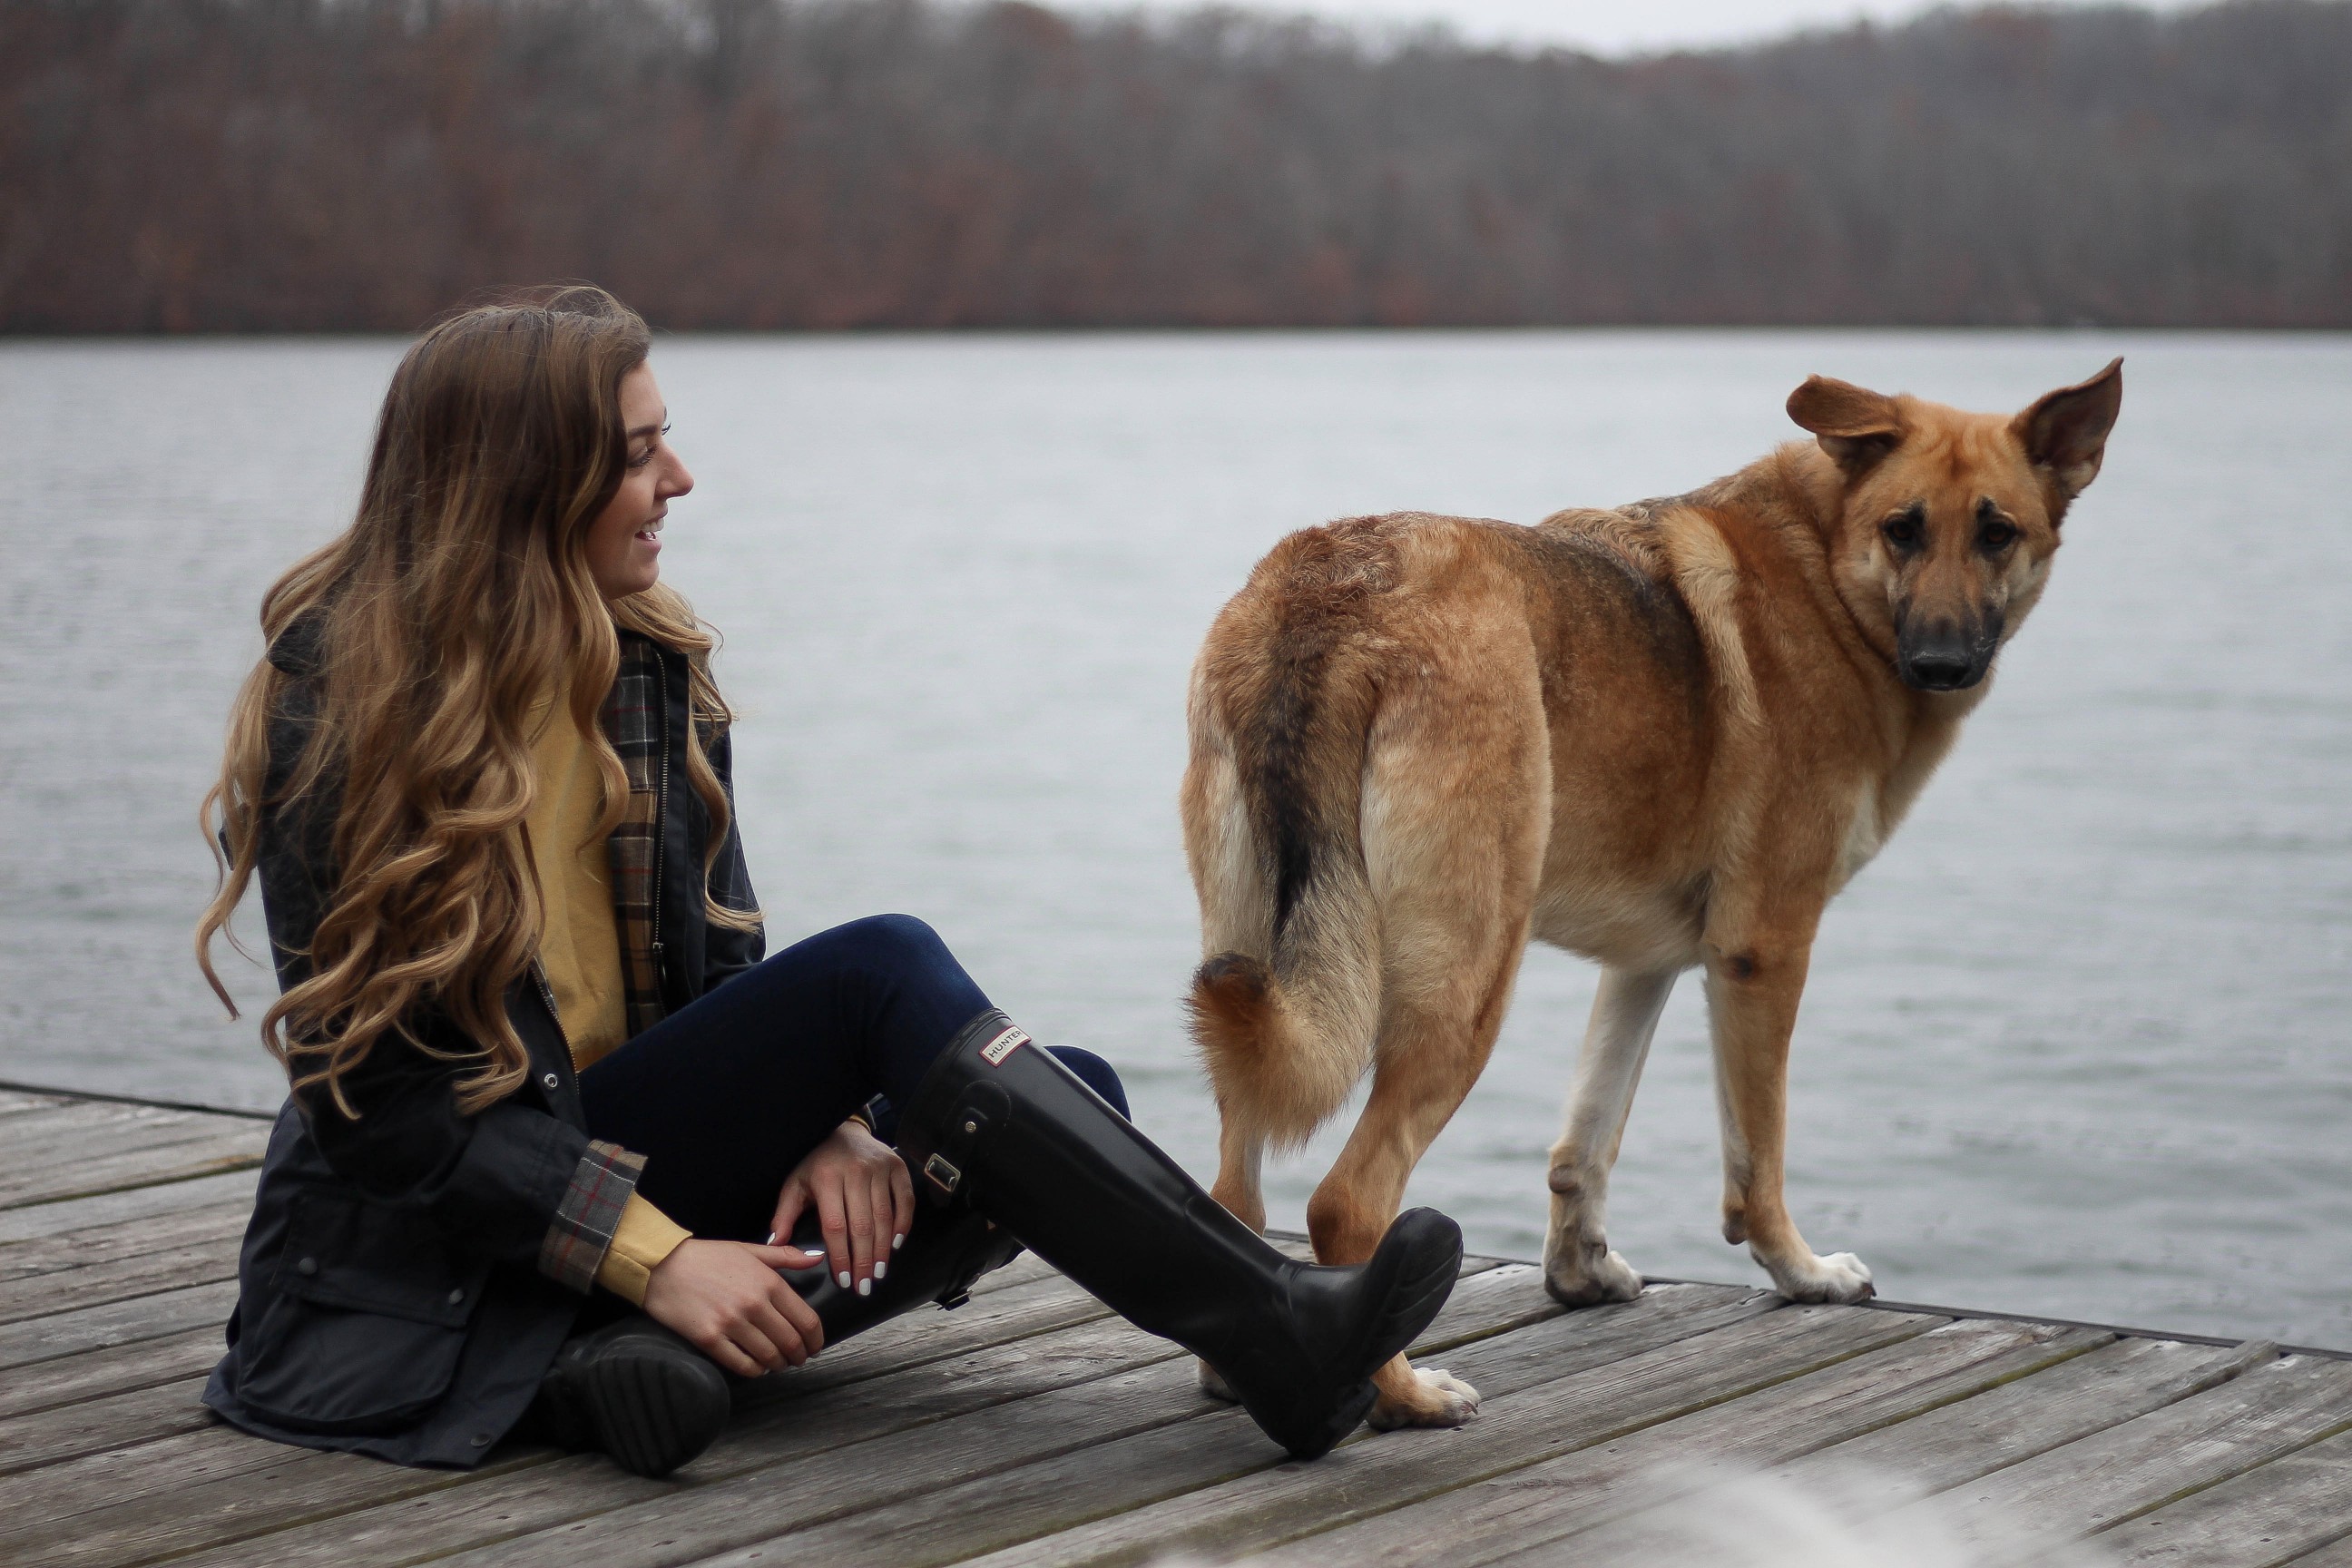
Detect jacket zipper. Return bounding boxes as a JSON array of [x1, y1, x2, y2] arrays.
[[531, 960, 568, 1095]]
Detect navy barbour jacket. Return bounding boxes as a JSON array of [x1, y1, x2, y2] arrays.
[[202, 619, 762, 1466]]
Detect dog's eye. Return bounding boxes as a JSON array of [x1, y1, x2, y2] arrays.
[[1881, 512, 1923, 551], [1978, 519, 2018, 552]]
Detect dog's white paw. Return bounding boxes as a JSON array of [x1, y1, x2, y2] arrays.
[[1367, 1366, 1482, 1430], [1762, 1248, 1875, 1303], [1198, 1358, 1239, 1403], [1544, 1243, 1645, 1307]]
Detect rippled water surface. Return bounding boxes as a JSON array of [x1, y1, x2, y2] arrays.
[[4, 330, 2347, 1346]]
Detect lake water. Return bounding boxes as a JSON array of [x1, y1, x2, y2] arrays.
[[4, 330, 2347, 1348]]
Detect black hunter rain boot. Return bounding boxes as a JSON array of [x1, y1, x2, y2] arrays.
[[772, 1198, 1024, 1345], [898, 1010, 1464, 1461], [538, 1180, 1024, 1474], [532, 1316, 731, 1478]]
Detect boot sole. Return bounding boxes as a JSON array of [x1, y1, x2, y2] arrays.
[[1256, 1211, 1464, 1461], [577, 1340, 731, 1478]]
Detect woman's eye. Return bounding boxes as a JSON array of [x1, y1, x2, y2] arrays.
[[628, 448, 653, 469]]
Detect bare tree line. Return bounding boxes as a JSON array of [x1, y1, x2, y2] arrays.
[[3, 0, 2347, 330]]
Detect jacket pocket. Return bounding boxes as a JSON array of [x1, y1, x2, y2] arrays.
[[233, 1189, 493, 1436]]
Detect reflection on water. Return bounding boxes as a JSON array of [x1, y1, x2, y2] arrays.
[[4, 330, 2347, 1346]]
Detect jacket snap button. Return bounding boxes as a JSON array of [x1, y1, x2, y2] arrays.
[[963, 1120, 977, 1134], [447, 1287, 465, 1305], [296, 1257, 318, 1277], [542, 1072, 559, 1092]]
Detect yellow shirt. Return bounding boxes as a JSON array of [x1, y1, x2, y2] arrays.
[[525, 690, 691, 1305]]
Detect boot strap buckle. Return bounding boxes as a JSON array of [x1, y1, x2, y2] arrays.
[[922, 1152, 963, 1197]]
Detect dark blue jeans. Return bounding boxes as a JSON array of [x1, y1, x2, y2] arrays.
[[578, 914, 1126, 1242]]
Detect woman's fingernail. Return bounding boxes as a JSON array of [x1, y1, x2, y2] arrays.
[[893, 1233, 906, 1250], [765, 1231, 779, 1247], [857, 1278, 873, 1297], [874, 1259, 887, 1280], [837, 1270, 852, 1289]]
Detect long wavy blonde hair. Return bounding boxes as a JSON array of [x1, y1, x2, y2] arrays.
[[197, 286, 754, 1117]]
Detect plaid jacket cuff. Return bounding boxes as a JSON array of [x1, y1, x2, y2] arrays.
[[537, 1140, 647, 1295]]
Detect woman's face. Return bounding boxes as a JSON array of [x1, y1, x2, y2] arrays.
[[585, 364, 693, 600]]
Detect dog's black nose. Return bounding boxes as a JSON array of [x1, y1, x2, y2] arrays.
[[1903, 651, 1975, 690]]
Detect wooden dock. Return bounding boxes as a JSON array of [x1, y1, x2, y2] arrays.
[[3, 1081, 2349, 1567]]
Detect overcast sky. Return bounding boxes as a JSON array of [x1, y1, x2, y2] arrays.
[[1093, 0, 2205, 55]]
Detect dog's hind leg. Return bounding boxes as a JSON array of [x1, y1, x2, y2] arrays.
[[1308, 959, 1517, 1430], [1304, 736, 1545, 1428], [1543, 965, 1679, 1305], [1196, 1125, 1267, 1403]]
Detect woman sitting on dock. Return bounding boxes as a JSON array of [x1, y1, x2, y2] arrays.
[[191, 287, 1462, 1478]]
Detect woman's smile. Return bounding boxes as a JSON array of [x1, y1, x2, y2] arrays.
[[587, 366, 691, 600]]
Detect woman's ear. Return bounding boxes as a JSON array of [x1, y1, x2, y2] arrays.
[[1786, 375, 1906, 473], [2012, 358, 2123, 503]]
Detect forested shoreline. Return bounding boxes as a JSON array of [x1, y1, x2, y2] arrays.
[[4, 0, 2347, 332]]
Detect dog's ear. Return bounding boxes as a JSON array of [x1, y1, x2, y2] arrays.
[[1786, 376, 1905, 473], [2012, 358, 2122, 505]]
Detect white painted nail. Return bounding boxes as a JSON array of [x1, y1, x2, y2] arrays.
[[857, 1278, 872, 1298], [893, 1233, 906, 1250], [838, 1270, 852, 1289], [874, 1259, 887, 1281], [765, 1232, 779, 1247]]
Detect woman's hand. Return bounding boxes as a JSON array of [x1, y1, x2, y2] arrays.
[[768, 1119, 916, 1298], [642, 1239, 825, 1377]]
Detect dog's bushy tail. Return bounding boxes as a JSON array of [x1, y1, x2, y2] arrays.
[[1184, 525, 1387, 1152]]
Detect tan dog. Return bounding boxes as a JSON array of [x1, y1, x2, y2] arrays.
[[1180, 364, 2123, 1428]]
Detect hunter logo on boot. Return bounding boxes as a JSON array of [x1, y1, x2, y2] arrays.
[[980, 1026, 1030, 1065]]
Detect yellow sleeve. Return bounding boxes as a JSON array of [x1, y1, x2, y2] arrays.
[[593, 1193, 693, 1307]]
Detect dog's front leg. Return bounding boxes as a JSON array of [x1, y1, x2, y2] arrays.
[[1544, 965, 1678, 1305], [1704, 933, 1874, 1303]]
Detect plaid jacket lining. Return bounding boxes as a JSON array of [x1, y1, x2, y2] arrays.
[[599, 636, 669, 1040], [538, 1140, 647, 1294], [537, 636, 673, 1294]]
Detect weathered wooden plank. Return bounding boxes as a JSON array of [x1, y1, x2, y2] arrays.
[[0, 1326, 222, 1421], [2287, 1530, 2352, 1565], [0, 1279, 238, 1370], [1888, 1354, 2352, 1549], [0, 1377, 218, 1477], [1249, 1319, 2113, 1568], [0, 1103, 251, 1170], [0, 1090, 73, 1115], [407, 1280, 1759, 1568], [1772, 1333, 2281, 1507], [0, 1233, 245, 1325], [925, 1303, 1935, 1568], [0, 1439, 562, 1568], [1499, 1335, 2298, 1566], [2095, 1426, 2352, 1567], [0, 1128, 270, 1210], [0, 1102, 179, 1154], [0, 1425, 315, 1527], [0, 1200, 250, 1280], [0, 1169, 260, 1244]]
